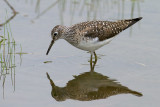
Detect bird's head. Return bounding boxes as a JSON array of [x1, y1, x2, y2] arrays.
[[46, 25, 67, 55]]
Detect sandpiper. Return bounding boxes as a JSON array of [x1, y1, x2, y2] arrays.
[[46, 17, 142, 65]]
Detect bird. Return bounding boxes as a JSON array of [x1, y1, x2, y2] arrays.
[[46, 17, 142, 65]]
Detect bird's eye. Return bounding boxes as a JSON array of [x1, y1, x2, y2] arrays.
[[54, 32, 58, 36]]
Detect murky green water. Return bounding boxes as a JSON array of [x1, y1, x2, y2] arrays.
[[0, 0, 160, 107]]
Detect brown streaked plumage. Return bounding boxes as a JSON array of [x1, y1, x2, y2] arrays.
[[46, 17, 142, 65]]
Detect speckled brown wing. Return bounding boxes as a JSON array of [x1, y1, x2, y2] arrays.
[[78, 17, 142, 41]]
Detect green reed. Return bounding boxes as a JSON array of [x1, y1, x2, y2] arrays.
[[0, 12, 17, 99], [0, 9, 26, 98]]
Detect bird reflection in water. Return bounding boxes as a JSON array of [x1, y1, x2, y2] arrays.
[[46, 60, 142, 101]]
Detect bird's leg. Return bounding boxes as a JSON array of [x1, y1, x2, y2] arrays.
[[90, 54, 93, 71], [94, 52, 97, 65], [92, 52, 97, 70]]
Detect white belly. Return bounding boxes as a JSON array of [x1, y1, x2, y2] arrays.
[[76, 37, 114, 52]]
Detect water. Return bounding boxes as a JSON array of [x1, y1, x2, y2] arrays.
[[0, 0, 160, 107]]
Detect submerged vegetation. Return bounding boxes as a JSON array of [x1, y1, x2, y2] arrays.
[[0, 15, 16, 98], [0, 0, 17, 27], [0, 12, 24, 98]]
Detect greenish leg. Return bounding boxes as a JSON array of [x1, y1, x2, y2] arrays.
[[94, 52, 97, 65], [90, 52, 97, 71], [90, 54, 93, 71], [91, 52, 97, 70]]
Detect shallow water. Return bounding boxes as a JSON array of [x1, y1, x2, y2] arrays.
[[0, 0, 160, 107]]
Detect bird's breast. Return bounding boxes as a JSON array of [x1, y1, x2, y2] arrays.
[[75, 37, 114, 52]]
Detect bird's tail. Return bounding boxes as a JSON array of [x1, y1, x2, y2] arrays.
[[106, 17, 143, 38], [123, 17, 143, 30]]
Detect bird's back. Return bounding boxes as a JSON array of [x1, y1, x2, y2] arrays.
[[70, 17, 142, 41]]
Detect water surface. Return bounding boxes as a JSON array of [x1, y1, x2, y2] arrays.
[[0, 0, 160, 107]]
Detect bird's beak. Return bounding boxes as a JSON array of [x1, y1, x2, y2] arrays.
[[46, 39, 54, 55]]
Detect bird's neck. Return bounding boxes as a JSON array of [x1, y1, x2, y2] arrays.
[[60, 26, 70, 39]]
